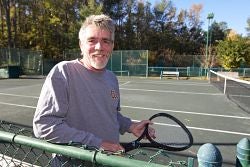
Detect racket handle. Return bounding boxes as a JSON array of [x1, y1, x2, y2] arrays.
[[120, 141, 139, 152]]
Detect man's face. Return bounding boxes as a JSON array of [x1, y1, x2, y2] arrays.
[[80, 25, 114, 70]]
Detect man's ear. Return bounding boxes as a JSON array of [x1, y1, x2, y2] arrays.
[[79, 40, 82, 48], [79, 40, 84, 53]]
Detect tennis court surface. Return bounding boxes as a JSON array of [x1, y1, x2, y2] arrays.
[[0, 76, 249, 166]]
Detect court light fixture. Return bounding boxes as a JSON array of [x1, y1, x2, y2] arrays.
[[205, 13, 214, 75]]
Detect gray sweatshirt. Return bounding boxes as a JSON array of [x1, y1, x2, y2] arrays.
[[33, 59, 132, 148]]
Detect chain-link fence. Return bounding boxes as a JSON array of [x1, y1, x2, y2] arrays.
[[2, 48, 249, 79], [63, 49, 250, 79], [148, 67, 250, 79], [63, 50, 148, 77], [108, 50, 148, 77], [63, 49, 82, 61], [0, 48, 20, 66], [0, 120, 193, 167], [0, 48, 43, 76]]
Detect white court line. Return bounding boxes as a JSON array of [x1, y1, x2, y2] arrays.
[[0, 98, 248, 120], [132, 119, 250, 136], [124, 81, 212, 86], [0, 102, 36, 109], [0, 84, 42, 91], [186, 125, 250, 136], [120, 88, 223, 96], [231, 94, 250, 98], [0, 92, 38, 99], [119, 81, 131, 86], [122, 105, 250, 120], [1, 101, 249, 136]]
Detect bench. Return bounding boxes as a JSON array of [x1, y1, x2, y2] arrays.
[[114, 70, 130, 77], [160, 71, 179, 80]]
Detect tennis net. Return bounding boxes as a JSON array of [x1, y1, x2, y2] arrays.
[[209, 70, 250, 113]]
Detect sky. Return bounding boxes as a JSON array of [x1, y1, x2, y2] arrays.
[[150, 0, 250, 36]]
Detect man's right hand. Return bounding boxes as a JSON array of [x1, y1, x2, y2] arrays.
[[100, 141, 124, 153]]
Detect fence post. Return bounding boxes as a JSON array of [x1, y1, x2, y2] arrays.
[[197, 143, 222, 167], [188, 157, 194, 167], [236, 138, 250, 167]]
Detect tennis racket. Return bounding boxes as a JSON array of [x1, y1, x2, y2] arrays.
[[121, 113, 193, 152]]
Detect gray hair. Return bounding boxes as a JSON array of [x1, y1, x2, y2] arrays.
[[79, 14, 115, 42]]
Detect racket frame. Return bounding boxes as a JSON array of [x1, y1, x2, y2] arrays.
[[122, 112, 193, 152]]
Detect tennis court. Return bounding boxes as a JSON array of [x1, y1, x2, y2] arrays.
[[0, 76, 250, 166]]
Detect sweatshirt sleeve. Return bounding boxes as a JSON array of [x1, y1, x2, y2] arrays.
[[33, 65, 102, 148], [114, 76, 132, 135], [117, 112, 132, 135]]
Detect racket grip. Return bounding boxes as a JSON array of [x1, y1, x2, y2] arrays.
[[120, 141, 139, 152]]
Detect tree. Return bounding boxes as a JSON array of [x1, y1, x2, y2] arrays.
[[119, 0, 136, 49], [216, 34, 250, 70], [80, 0, 102, 19], [0, 0, 12, 47], [246, 17, 250, 37], [152, 0, 176, 49], [210, 21, 227, 44], [101, 0, 128, 49], [184, 4, 204, 54], [0, 0, 217, 66]]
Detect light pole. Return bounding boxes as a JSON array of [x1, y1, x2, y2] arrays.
[[205, 13, 214, 75]]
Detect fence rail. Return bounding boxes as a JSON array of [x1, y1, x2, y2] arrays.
[[0, 121, 193, 167], [0, 117, 249, 166]]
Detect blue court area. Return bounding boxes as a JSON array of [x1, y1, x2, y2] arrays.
[[0, 77, 249, 166]]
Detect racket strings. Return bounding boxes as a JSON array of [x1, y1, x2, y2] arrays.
[[150, 117, 191, 148]]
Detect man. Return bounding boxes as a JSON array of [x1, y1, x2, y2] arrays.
[[33, 14, 153, 157]]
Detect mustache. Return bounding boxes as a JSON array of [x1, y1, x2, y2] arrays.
[[92, 51, 112, 56]]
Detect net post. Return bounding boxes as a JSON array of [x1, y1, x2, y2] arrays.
[[146, 50, 148, 78], [206, 67, 210, 80], [120, 51, 122, 76], [199, 67, 202, 77], [223, 78, 227, 94], [110, 52, 113, 71], [236, 138, 250, 167], [208, 70, 211, 84], [197, 143, 222, 167], [187, 67, 190, 77], [187, 157, 194, 167]]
